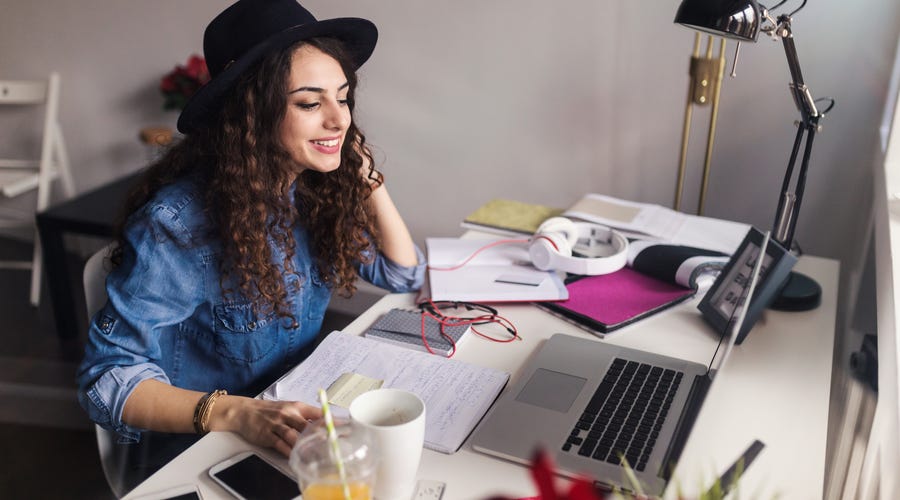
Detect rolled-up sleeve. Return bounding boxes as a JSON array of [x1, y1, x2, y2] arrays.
[[77, 201, 203, 441], [357, 245, 426, 292]]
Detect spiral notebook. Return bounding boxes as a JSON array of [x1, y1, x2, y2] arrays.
[[537, 267, 695, 335], [364, 308, 470, 356]]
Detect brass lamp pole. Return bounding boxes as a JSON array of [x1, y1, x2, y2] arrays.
[[673, 33, 727, 215]]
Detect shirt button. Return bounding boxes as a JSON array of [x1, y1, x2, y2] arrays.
[[100, 320, 110, 329], [247, 321, 257, 331], [290, 321, 299, 330]]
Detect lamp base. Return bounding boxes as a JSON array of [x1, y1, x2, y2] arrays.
[[769, 271, 821, 311]]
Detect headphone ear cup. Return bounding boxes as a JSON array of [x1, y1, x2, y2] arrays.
[[529, 233, 571, 271], [535, 217, 579, 248]]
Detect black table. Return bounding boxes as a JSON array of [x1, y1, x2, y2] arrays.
[[36, 172, 140, 340]]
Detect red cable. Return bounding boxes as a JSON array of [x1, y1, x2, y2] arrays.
[[427, 238, 529, 272]]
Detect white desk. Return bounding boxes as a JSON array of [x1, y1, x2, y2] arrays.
[[125, 256, 837, 500]]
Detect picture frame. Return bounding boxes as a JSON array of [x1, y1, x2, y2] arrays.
[[698, 226, 797, 344]]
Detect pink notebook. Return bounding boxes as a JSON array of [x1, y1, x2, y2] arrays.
[[538, 267, 695, 334]]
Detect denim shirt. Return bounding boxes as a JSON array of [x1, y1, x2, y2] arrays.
[[76, 177, 425, 441]]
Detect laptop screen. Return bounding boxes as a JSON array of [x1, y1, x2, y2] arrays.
[[706, 230, 771, 379]]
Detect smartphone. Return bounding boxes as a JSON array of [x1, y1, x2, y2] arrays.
[[208, 451, 301, 500]]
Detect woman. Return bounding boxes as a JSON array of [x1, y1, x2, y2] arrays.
[[76, 0, 424, 479]]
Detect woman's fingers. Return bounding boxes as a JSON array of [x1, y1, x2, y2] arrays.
[[299, 403, 323, 421], [280, 402, 317, 431], [273, 438, 293, 458], [233, 399, 328, 457]]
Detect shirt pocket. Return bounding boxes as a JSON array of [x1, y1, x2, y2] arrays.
[[304, 267, 330, 320], [212, 301, 278, 362]]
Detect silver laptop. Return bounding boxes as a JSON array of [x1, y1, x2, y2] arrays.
[[471, 231, 770, 495]]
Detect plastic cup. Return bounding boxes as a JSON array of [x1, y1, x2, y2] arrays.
[[289, 421, 376, 500]]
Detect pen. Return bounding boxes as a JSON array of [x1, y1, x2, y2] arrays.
[[708, 439, 765, 497]]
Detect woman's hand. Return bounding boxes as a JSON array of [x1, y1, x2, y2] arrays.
[[122, 380, 322, 457], [211, 396, 323, 457]]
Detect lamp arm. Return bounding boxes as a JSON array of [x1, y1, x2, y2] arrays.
[[773, 121, 818, 247], [776, 15, 819, 123], [773, 124, 805, 244], [770, 13, 822, 249], [784, 122, 817, 246]]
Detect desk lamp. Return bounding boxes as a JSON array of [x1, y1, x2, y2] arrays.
[[674, 0, 834, 311]]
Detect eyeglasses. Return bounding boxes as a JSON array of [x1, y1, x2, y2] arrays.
[[417, 300, 520, 344]]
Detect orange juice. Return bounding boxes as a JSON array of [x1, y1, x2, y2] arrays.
[[302, 481, 371, 500]]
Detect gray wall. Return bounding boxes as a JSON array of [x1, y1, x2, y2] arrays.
[[2, 1, 899, 280]]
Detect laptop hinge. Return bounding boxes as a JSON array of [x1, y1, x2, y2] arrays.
[[658, 375, 711, 480]]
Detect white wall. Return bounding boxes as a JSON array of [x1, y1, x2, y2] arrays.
[[2, 1, 899, 275]]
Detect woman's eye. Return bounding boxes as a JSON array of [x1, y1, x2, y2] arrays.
[[297, 102, 319, 110], [338, 99, 349, 107]]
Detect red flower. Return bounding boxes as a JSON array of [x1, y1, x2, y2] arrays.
[[489, 449, 607, 500], [159, 54, 210, 111]]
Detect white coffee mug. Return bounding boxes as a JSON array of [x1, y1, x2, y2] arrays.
[[349, 388, 426, 500]]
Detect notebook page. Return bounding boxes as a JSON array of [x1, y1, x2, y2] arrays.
[[261, 331, 509, 454]]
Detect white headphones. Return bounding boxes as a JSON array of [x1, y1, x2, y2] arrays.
[[529, 217, 629, 275]]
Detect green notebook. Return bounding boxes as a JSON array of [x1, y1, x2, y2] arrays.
[[461, 198, 563, 236]]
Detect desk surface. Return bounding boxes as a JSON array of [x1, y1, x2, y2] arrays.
[[124, 256, 837, 500], [37, 172, 139, 234]]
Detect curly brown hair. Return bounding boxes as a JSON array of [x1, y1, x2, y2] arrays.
[[113, 37, 382, 322]]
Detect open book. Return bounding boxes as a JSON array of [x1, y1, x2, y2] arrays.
[[460, 194, 749, 256], [563, 193, 749, 254], [261, 331, 509, 454]]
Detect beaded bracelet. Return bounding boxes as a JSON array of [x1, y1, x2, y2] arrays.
[[193, 389, 227, 435]]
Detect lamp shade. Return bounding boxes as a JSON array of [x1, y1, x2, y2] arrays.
[[674, 0, 762, 42]]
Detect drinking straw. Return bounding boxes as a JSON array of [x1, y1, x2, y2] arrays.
[[318, 388, 351, 500]]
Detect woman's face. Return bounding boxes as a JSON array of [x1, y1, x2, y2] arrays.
[[280, 45, 351, 174]]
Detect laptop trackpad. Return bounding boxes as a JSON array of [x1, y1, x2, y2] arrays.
[[515, 368, 587, 413]]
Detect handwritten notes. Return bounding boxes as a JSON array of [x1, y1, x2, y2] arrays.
[[261, 331, 509, 454]]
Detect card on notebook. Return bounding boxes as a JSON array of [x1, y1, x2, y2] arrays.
[[537, 267, 695, 335], [364, 308, 470, 357]]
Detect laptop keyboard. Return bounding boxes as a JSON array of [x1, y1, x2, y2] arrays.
[[562, 358, 683, 472]]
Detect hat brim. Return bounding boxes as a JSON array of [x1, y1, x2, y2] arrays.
[[177, 17, 376, 134]]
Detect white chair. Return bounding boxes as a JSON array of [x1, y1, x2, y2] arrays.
[[0, 72, 76, 305], [84, 245, 129, 498]]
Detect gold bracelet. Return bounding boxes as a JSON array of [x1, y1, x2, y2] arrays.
[[192, 391, 213, 434], [199, 389, 227, 435]]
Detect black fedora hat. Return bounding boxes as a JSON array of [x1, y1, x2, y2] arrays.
[[177, 0, 377, 134]]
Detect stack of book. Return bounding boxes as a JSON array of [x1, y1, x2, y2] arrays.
[[455, 194, 752, 336]]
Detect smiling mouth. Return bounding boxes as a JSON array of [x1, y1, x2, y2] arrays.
[[312, 139, 339, 147]]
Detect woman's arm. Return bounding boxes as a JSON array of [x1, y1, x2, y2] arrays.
[[368, 183, 419, 267], [124, 379, 322, 457]]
